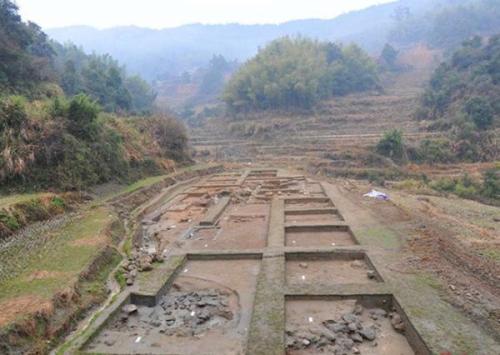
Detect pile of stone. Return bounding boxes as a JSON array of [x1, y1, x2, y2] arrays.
[[111, 289, 234, 337], [286, 304, 406, 354], [121, 250, 163, 286], [156, 289, 234, 336]]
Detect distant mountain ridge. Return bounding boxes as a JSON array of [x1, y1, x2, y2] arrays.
[[45, 0, 459, 81]]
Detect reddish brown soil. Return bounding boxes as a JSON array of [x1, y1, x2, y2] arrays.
[[286, 228, 356, 247], [286, 259, 378, 286]]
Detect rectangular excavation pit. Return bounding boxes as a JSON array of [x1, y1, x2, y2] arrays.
[[285, 225, 358, 247], [285, 251, 382, 286], [247, 172, 278, 178], [285, 295, 430, 355], [285, 208, 344, 225], [285, 197, 334, 209], [305, 183, 325, 195], [184, 204, 269, 250], [192, 186, 228, 195], [85, 258, 261, 355], [206, 179, 238, 184], [199, 196, 231, 226]]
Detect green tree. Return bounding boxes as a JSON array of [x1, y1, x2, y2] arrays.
[[380, 43, 399, 71], [125, 75, 157, 114], [376, 130, 406, 163], [0, 0, 54, 93], [481, 168, 499, 199], [463, 97, 494, 129], [67, 94, 100, 140]]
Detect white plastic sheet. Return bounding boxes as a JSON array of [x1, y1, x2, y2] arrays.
[[363, 189, 389, 201]]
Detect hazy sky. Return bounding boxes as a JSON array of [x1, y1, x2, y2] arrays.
[[17, 0, 395, 29]]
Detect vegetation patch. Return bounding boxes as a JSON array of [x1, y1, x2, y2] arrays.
[[224, 37, 379, 112], [415, 35, 499, 161], [0, 193, 80, 240]]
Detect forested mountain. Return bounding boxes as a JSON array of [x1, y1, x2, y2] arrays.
[[45, 0, 444, 81], [0, 0, 189, 191], [46, 0, 500, 84], [390, 0, 500, 49]]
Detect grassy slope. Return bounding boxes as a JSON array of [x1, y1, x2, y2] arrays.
[[0, 193, 50, 209], [0, 207, 113, 308]]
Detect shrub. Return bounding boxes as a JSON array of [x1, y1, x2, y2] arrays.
[[429, 178, 456, 192], [481, 169, 500, 199], [17, 200, 50, 221], [463, 97, 494, 129], [0, 211, 20, 231], [376, 130, 406, 163], [455, 182, 478, 199], [67, 94, 100, 140], [416, 139, 454, 164], [0, 96, 27, 131], [51, 196, 65, 209]]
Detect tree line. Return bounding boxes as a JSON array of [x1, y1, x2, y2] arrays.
[[0, 0, 156, 114]]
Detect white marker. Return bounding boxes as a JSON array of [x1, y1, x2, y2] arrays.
[[301, 275, 306, 281], [308, 317, 314, 323], [135, 336, 142, 343], [184, 268, 189, 273], [331, 243, 336, 246], [190, 311, 196, 316]]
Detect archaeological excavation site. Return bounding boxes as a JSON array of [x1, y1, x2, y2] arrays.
[[1, 1, 500, 354], [52, 168, 433, 355]]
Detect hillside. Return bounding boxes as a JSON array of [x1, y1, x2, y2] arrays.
[[0, 1, 190, 191], [190, 53, 435, 169]]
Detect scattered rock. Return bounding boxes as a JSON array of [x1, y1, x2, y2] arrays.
[[122, 304, 138, 314], [359, 326, 376, 341], [348, 322, 358, 332], [342, 313, 359, 324], [369, 308, 387, 320], [299, 262, 309, 269], [350, 260, 364, 268], [367, 270, 376, 279], [104, 338, 116, 346], [390, 312, 406, 332], [351, 333, 363, 343], [353, 304, 364, 315]]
